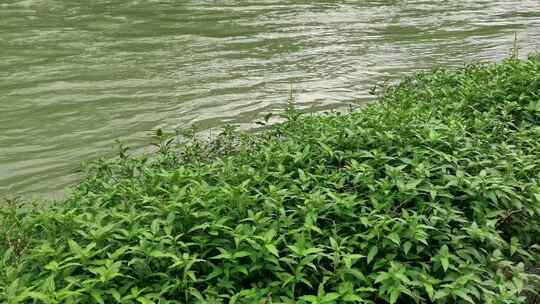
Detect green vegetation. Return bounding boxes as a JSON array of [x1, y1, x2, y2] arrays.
[[2, 56, 540, 303]]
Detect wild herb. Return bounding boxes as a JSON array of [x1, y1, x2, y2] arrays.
[[2, 56, 540, 303]]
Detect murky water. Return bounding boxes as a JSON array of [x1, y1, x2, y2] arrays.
[[1, 1, 540, 198]]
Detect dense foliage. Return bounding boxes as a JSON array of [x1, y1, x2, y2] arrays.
[[2, 56, 540, 303]]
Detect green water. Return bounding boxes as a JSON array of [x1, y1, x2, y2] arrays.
[[1, 1, 540, 198]]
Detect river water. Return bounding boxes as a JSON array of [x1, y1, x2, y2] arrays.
[[1, 1, 540, 198]]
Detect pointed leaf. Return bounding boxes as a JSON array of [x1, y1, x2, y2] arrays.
[[367, 246, 378, 264], [265, 244, 280, 257]]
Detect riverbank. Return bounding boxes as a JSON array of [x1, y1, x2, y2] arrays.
[[2, 56, 540, 303]]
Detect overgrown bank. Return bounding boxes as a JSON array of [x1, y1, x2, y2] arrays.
[[2, 56, 540, 303]]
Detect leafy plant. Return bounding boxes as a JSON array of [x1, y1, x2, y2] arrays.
[[2, 55, 540, 303]]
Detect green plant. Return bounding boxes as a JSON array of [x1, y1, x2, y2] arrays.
[[2, 55, 540, 303]]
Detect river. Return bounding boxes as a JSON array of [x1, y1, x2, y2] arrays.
[[1, 0, 540, 198]]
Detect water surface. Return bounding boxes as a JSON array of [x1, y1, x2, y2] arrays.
[[1, 0, 540, 198]]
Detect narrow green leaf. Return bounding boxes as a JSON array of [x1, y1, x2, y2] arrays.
[[441, 256, 449, 272], [367, 246, 378, 264], [265, 244, 280, 257], [424, 283, 435, 301], [233, 251, 251, 259]]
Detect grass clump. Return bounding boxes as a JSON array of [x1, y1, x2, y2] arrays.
[[2, 56, 540, 304]]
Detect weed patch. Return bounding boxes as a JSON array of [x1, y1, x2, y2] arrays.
[[2, 56, 540, 303]]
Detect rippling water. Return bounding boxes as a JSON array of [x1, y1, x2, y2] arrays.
[[1, 1, 540, 198]]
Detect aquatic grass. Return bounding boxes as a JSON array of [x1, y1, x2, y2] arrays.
[[2, 56, 540, 303]]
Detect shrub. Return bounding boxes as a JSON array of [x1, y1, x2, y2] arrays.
[[2, 56, 540, 303]]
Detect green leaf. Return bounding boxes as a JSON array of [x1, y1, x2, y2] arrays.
[[137, 296, 156, 304], [510, 237, 519, 255], [265, 244, 280, 257], [344, 269, 367, 281], [512, 276, 524, 292], [233, 251, 251, 259], [301, 295, 319, 303], [264, 229, 276, 242], [186, 270, 197, 281], [424, 283, 435, 301], [206, 268, 223, 281], [367, 246, 378, 264], [454, 290, 475, 304], [149, 250, 175, 259], [403, 241, 412, 255], [329, 237, 338, 249], [109, 289, 122, 302], [441, 256, 449, 272], [20, 291, 49, 302], [434, 289, 449, 300], [90, 290, 105, 304], [45, 261, 59, 272], [322, 292, 340, 302], [304, 247, 324, 255], [343, 293, 364, 302], [389, 287, 401, 304], [387, 233, 400, 245], [375, 272, 390, 283], [68, 239, 84, 257], [439, 245, 450, 272]]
